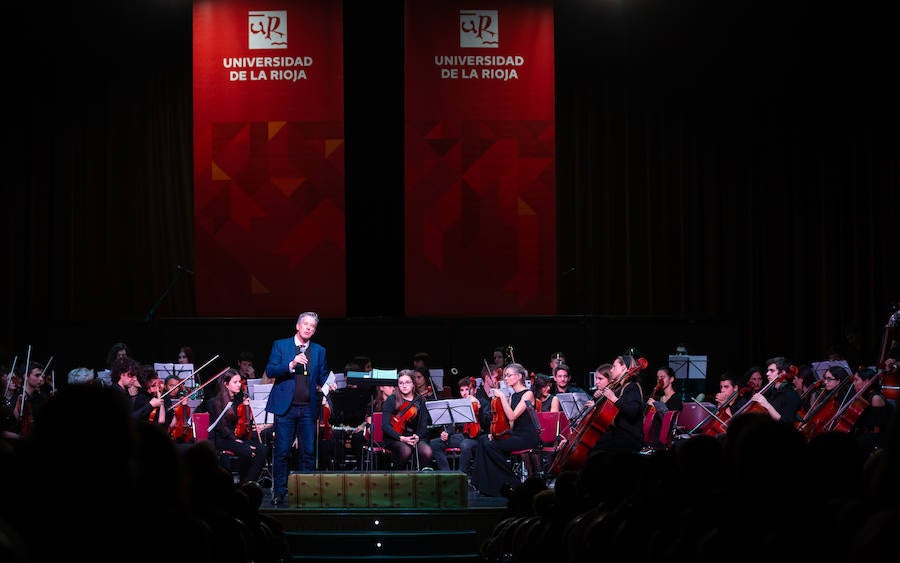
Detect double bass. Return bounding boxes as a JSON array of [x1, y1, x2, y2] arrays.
[[549, 357, 647, 475]]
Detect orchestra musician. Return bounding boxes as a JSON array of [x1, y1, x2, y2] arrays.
[[747, 356, 802, 423], [643, 365, 683, 450], [588, 353, 647, 454], [381, 370, 432, 469], [429, 376, 484, 475], [848, 367, 893, 453], [135, 366, 166, 427], [470, 363, 541, 497], [11, 361, 50, 438], [550, 363, 587, 396], [207, 368, 269, 484]]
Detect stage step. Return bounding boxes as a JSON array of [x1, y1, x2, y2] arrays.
[[269, 507, 504, 562]]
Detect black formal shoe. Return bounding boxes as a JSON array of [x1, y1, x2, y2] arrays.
[[271, 494, 284, 507]]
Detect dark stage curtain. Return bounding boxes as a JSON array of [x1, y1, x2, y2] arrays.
[[3, 1, 898, 372]]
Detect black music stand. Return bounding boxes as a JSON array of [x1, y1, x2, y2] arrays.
[[556, 392, 591, 423], [425, 398, 476, 428], [669, 355, 708, 401]]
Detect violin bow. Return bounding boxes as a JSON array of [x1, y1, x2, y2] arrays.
[[167, 364, 227, 412], [3, 356, 17, 398], [19, 345, 32, 417]]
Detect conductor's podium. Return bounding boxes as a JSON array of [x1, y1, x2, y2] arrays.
[[287, 471, 468, 509]]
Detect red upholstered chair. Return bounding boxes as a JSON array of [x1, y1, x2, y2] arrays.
[[192, 411, 239, 481], [192, 411, 210, 441], [657, 410, 679, 448], [361, 412, 391, 471], [511, 411, 565, 481]]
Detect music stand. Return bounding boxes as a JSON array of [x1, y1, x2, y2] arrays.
[[556, 392, 590, 422], [669, 355, 708, 401], [346, 370, 399, 471], [811, 359, 852, 381], [425, 398, 476, 428], [154, 363, 195, 387]]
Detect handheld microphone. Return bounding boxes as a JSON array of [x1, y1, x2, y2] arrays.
[[299, 345, 308, 376]]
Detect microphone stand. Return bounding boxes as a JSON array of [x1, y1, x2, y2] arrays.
[[145, 266, 189, 322]]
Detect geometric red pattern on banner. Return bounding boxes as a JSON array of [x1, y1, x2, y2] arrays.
[[404, 0, 556, 316], [194, 0, 345, 316]]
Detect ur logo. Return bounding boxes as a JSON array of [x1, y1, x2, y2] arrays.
[[249, 10, 287, 49], [460, 10, 498, 48]]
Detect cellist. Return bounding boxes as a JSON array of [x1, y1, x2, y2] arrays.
[[588, 353, 647, 454], [747, 356, 802, 424]]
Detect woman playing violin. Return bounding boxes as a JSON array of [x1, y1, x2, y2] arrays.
[[207, 369, 269, 484], [747, 356, 803, 423], [470, 363, 541, 497], [381, 370, 432, 469]]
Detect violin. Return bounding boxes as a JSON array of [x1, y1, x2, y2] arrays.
[[320, 395, 334, 440], [463, 398, 481, 439], [391, 400, 418, 434], [234, 382, 253, 439], [169, 392, 193, 443], [825, 370, 883, 433], [14, 393, 34, 438], [489, 391, 511, 440]]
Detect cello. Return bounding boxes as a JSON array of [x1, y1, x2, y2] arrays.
[[549, 357, 647, 475], [795, 372, 854, 441], [824, 369, 884, 433]]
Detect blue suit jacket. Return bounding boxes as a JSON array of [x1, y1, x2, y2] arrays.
[[264, 336, 329, 416]]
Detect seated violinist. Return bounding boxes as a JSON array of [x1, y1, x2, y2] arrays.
[[207, 368, 269, 484], [381, 370, 432, 470], [429, 376, 484, 474]]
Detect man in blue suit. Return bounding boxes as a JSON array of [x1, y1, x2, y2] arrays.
[[265, 311, 329, 505]]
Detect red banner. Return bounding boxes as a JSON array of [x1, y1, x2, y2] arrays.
[[193, 0, 345, 316], [404, 1, 556, 316]]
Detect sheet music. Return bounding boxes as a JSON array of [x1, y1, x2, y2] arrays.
[[556, 392, 590, 420], [811, 359, 852, 380], [250, 399, 272, 424], [425, 398, 476, 425], [430, 368, 444, 391], [153, 363, 194, 381], [372, 368, 397, 380], [323, 371, 336, 397], [251, 383, 273, 400]]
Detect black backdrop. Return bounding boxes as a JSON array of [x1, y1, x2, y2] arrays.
[[4, 1, 898, 395]]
